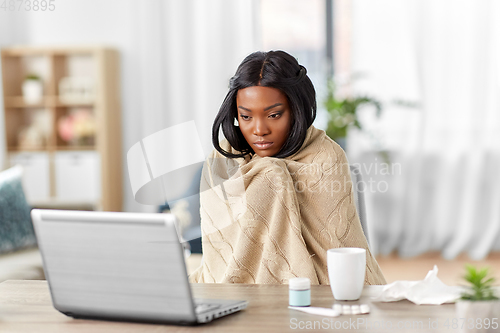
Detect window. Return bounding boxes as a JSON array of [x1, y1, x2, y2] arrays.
[[257, 0, 333, 128]]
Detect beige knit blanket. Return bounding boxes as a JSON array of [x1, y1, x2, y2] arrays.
[[190, 125, 386, 285]]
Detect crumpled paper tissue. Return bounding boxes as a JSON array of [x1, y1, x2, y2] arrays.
[[371, 265, 463, 305]]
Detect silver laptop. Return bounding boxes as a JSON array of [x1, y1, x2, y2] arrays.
[[31, 209, 248, 325]]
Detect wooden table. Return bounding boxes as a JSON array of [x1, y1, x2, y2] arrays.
[[0, 280, 459, 332]]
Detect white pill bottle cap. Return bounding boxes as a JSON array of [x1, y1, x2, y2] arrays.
[[289, 277, 311, 290]]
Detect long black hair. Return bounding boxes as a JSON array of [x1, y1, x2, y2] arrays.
[[212, 50, 317, 159]]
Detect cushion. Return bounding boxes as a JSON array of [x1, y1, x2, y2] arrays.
[[0, 165, 36, 254]]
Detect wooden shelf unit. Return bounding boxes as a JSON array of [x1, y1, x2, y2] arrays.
[[4, 96, 95, 108], [1, 46, 122, 211]]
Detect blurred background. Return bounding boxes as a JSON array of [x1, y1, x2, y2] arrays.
[[0, 0, 499, 284]]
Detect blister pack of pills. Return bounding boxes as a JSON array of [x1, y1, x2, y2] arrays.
[[288, 304, 371, 317], [333, 304, 370, 315]]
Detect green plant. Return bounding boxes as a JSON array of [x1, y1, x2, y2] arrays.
[[460, 264, 499, 301], [25, 73, 41, 81], [323, 80, 382, 141]]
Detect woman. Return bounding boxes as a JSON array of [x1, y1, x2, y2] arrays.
[[190, 50, 386, 285]]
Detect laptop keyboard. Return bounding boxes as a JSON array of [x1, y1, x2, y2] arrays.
[[195, 303, 221, 314]]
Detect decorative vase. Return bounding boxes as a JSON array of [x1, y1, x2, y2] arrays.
[[22, 80, 43, 104], [455, 300, 500, 333]]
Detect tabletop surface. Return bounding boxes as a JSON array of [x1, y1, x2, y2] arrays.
[[0, 280, 460, 333]]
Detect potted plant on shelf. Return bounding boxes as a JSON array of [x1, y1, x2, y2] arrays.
[[22, 73, 43, 104], [455, 264, 500, 332]]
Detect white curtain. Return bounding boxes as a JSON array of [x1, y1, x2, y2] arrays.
[[349, 0, 500, 259], [124, 0, 258, 212]]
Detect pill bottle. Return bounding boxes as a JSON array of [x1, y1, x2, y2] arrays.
[[289, 277, 311, 307]]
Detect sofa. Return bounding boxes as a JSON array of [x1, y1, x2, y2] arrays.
[[0, 165, 44, 283]]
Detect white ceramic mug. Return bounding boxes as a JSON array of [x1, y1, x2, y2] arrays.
[[327, 247, 366, 301]]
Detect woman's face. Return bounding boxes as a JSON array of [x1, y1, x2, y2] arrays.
[[236, 86, 292, 157]]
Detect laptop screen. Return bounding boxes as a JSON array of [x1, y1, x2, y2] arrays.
[[32, 209, 197, 323]]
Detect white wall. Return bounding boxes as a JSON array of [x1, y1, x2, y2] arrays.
[[0, 10, 30, 169]]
